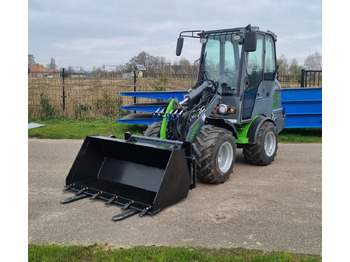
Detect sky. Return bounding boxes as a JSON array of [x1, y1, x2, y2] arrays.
[[28, 0, 322, 69]]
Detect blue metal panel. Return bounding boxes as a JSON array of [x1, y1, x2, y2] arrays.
[[120, 103, 168, 113], [118, 88, 322, 128], [120, 91, 187, 101], [284, 115, 322, 128], [117, 114, 163, 125], [281, 88, 322, 101], [282, 88, 322, 128]]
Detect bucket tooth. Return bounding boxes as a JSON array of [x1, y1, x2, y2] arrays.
[[122, 201, 134, 210], [61, 194, 89, 204], [75, 187, 88, 196], [112, 209, 139, 221], [105, 196, 117, 205], [90, 192, 102, 200], [62, 184, 74, 191], [139, 207, 151, 217]]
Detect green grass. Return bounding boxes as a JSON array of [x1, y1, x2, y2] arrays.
[[28, 118, 147, 139], [28, 118, 321, 143], [28, 245, 321, 262], [279, 128, 322, 143]]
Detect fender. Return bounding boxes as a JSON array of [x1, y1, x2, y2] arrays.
[[246, 115, 275, 144], [205, 117, 238, 139]]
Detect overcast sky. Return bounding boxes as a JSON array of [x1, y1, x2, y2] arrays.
[[28, 0, 322, 69]]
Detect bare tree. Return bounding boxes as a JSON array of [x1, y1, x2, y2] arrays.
[[179, 58, 192, 75], [277, 55, 288, 76], [126, 51, 169, 74], [28, 54, 35, 67], [289, 58, 303, 79], [304, 51, 322, 70], [28, 54, 36, 74]]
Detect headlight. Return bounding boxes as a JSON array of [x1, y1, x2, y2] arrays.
[[218, 104, 228, 114], [217, 104, 236, 114], [200, 37, 208, 44]]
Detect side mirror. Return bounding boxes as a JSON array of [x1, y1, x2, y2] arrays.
[[244, 31, 257, 52], [176, 37, 184, 56]]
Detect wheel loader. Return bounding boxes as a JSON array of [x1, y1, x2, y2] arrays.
[[61, 24, 285, 221]]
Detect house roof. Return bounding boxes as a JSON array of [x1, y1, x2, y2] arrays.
[[30, 64, 45, 73]]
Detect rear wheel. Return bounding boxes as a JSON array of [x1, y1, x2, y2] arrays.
[[243, 121, 278, 165], [193, 125, 236, 184]]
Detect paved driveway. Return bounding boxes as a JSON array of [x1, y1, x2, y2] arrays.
[[28, 139, 321, 254]]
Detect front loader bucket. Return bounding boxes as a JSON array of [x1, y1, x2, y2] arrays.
[[61, 135, 193, 220]]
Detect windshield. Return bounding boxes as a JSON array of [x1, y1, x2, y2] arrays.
[[202, 37, 242, 95]]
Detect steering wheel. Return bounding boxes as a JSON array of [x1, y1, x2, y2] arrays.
[[217, 72, 238, 94], [218, 71, 237, 82]]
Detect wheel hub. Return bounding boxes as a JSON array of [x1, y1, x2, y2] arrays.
[[264, 131, 276, 157], [218, 142, 234, 173]]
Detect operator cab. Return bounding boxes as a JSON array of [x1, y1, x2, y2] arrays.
[[200, 33, 242, 96], [176, 25, 279, 124]]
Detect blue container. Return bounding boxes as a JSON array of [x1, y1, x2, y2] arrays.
[[281, 88, 322, 128], [118, 88, 322, 128]]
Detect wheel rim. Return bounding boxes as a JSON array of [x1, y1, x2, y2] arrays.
[[264, 131, 276, 157], [217, 142, 234, 173]]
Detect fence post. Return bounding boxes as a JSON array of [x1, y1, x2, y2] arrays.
[[313, 71, 316, 86], [300, 69, 305, 87], [133, 68, 137, 113], [62, 68, 66, 112]]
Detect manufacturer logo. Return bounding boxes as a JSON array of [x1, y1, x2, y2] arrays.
[[189, 124, 200, 141]]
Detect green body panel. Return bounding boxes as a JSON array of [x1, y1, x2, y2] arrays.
[[160, 99, 174, 139], [235, 115, 259, 144], [273, 92, 278, 108]]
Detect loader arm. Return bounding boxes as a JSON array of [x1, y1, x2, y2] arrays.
[[186, 95, 220, 141], [158, 80, 220, 141]]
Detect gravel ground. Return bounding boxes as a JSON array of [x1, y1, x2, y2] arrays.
[[28, 139, 322, 254]]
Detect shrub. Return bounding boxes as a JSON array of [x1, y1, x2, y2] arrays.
[[74, 104, 92, 119], [40, 93, 57, 119], [94, 93, 123, 119]]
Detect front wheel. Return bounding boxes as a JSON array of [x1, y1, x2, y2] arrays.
[[193, 125, 236, 184], [243, 121, 278, 166], [143, 122, 162, 137]]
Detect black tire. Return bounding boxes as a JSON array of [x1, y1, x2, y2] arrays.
[[243, 121, 278, 166], [143, 122, 162, 137], [193, 125, 236, 184]]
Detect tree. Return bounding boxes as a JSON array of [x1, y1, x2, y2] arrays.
[[304, 51, 322, 70], [277, 55, 288, 77], [28, 54, 35, 67], [125, 51, 169, 75], [126, 51, 149, 71], [289, 58, 303, 80], [28, 54, 35, 74], [179, 58, 192, 75]]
